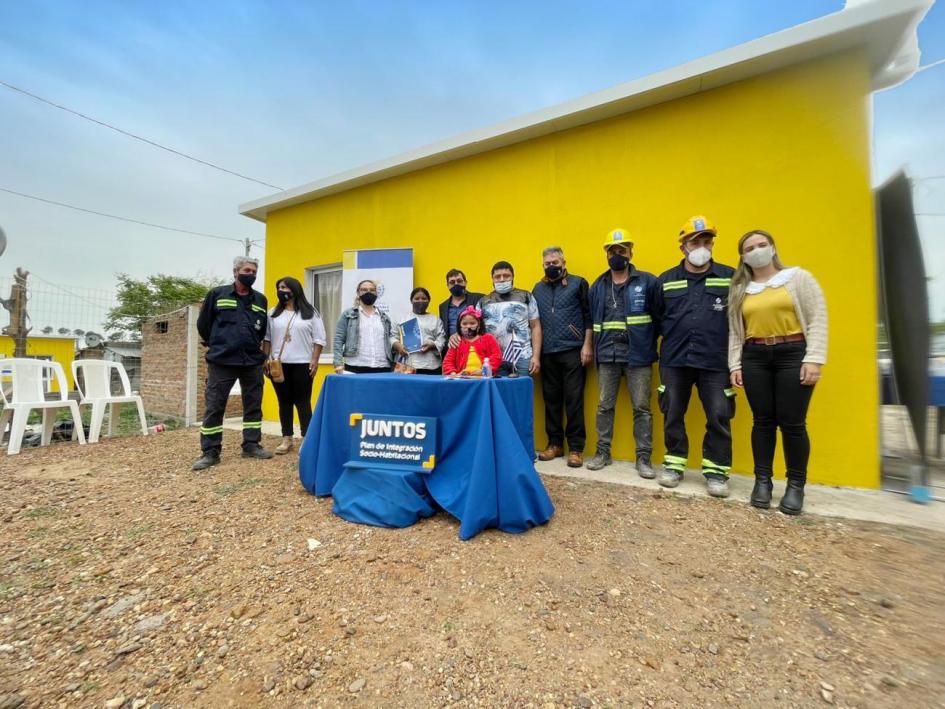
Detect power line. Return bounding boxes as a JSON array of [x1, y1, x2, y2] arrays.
[[0, 186, 263, 246], [0, 79, 284, 191], [915, 57, 945, 75]]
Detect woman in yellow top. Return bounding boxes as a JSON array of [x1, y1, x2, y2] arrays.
[[728, 230, 827, 515]]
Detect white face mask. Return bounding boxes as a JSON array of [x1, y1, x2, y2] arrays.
[[743, 245, 775, 269], [686, 246, 712, 267], [494, 280, 513, 294]]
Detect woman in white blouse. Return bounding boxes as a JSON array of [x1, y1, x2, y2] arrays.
[[391, 287, 446, 374], [264, 277, 326, 455]]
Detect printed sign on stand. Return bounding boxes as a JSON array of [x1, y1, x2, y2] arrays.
[[346, 412, 437, 472]]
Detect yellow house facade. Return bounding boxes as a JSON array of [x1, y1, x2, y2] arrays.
[[241, 1, 933, 489], [1, 335, 78, 392]]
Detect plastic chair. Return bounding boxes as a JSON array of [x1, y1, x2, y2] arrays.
[[0, 358, 87, 455], [72, 360, 148, 444]]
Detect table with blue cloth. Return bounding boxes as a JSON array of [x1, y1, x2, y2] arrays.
[[299, 374, 555, 540]]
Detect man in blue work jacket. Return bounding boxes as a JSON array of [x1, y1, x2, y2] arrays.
[[192, 256, 273, 471], [655, 216, 737, 497], [587, 228, 660, 477]]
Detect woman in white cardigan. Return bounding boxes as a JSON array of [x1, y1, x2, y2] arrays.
[[728, 230, 827, 515]]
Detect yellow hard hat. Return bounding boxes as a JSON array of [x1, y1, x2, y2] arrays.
[[678, 215, 717, 242], [603, 228, 633, 251]]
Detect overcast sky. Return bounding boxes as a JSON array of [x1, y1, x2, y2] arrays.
[[0, 0, 943, 331]]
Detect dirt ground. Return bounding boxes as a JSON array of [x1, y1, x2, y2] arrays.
[[1, 430, 944, 709]]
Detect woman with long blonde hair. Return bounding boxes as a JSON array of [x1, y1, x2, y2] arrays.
[[728, 230, 827, 515]]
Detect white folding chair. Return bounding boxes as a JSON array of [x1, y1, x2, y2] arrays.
[[0, 358, 87, 455], [72, 360, 148, 444]]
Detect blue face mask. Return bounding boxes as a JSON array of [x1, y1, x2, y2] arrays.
[[494, 280, 513, 294]]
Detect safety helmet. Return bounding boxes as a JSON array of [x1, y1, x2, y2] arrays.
[[602, 228, 634, 251], [678, 215, 717, 242]]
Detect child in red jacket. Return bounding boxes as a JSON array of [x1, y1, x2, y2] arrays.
[[442, 306, 502, 376]]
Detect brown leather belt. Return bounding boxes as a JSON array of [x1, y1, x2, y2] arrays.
[[745, 334, 806, 346]]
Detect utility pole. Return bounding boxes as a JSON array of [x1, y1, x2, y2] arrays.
[[1, 268, 30, 357], [244, 238, 251, 257]]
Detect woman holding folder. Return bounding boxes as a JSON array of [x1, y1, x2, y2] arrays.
[[392, 287, 446, 374]]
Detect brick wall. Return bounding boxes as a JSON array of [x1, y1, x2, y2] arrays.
[[140, 306, 191, 420], [140, 305, 243, 423]]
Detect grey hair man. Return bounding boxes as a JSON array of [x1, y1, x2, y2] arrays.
[[531, 246, 593, 468], [192, 255, 273, 470]]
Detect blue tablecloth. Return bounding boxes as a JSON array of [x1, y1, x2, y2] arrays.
[[299, 374, 554, 539]]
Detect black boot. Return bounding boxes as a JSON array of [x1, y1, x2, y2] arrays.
[[778, 478, 805, 515], [750, 475, 773, 509], [192, 450, 220, 471], [242, 444, 273, 460]]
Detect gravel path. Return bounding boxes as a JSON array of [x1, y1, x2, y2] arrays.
[[1, 430, 943, 708]]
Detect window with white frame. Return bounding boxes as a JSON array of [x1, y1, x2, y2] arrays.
[[305, 264, 342, 357]]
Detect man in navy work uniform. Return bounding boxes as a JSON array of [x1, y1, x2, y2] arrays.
[[192, 256, 273, 471], [586, 229, 659, 477], [654, 216, 737, 497], [532, 246, 592, 468]]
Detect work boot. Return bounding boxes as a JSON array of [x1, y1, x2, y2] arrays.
[[192, 450, 220, 471], [538, 444, 564, 461], [242, 444, 274, 460], [705, 476, 730, 498], [750, 474, 773, 509], [567, 451, 584, 468], [636, 456, 655, 479], [586, 453, 612, 471], [275, 436, 293, 455], [658, 469, 682, 488], [778, 479, 805, 515]]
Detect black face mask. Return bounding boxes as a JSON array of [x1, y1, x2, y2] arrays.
[[277, 291, 292, 304], [412, 301, 429, 315], [237, 273, 256, 288], [461, 327, 478, 338], [544, 266, 563, 281], [359, 292, 377, 306], [449, 284, 466, 298], [607, 254, 630, 272]]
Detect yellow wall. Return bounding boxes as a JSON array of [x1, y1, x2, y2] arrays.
[[261, 50, 877, 488], [2, 336, 77, 392]]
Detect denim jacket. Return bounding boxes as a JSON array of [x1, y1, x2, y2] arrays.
[[333, 306, 394, 367]]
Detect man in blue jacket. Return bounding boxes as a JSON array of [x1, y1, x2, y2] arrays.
[[654, 216, 737, 497], [587, 229, 659, 477], [192, 256, 273, 471]]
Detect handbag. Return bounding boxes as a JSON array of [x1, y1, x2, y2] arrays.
[[267, 311, 297, 383], [393, 354, 416, 374]]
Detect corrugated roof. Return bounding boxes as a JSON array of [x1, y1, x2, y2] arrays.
[[239, 0, 933, 223]]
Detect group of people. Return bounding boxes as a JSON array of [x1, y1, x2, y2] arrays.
[[192, 214, 827, 515]]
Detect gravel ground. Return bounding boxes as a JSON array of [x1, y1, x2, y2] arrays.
[[1, 429, 944, 709]]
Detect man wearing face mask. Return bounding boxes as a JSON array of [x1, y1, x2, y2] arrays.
[[532, 246, 592, 467], [438, 269, 485, 352], [654, 216, 737, 497], [586, 229, 659, 477], [192, 256, 273, 471], [478, 261, 541, 377]]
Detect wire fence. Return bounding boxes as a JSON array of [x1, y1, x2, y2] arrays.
[[0, 273, 117, 339]]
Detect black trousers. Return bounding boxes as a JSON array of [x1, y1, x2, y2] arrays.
[[271, 363, 314, 437], [344, 365, 392, 373], [200, 362, 264, 453], [659, 365, 734, 479], [741, 342, 814, 482], [540, 348, 586, 452]]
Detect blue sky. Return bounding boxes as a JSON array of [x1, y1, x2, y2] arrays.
[[0, 0, 943, 330]]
